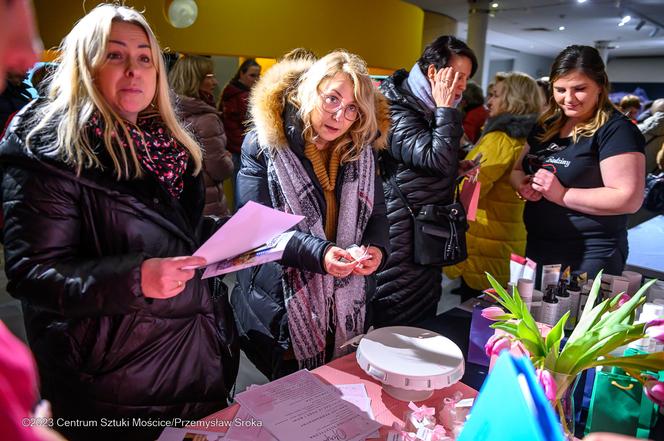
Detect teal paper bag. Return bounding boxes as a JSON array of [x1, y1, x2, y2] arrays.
[[458, 352, 564, 441], [585, 368, 660, 438]]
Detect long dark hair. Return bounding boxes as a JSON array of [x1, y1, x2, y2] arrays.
[[231, 58, 260, 82], [416, 35, 478, 77], [537, 45, 614, 143]]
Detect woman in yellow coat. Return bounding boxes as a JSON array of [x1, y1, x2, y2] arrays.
[[446, 72, 542, 297]]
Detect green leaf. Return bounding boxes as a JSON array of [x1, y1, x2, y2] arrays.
[[485, 273, 519, 313], [577, 271, 603, 324], [585, 352, 664, 372], [490, 322, 519, 336], [566, 297, 611, 347], [517, 320, 545, 357], [567, 324, 644, 373], [545, 311, 569, 357]]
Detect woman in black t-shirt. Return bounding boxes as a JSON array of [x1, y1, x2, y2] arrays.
[[510, 45, 645, 283]]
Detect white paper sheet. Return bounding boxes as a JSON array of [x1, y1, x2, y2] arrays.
[[235, 370, 381, 441], [193, 201, 303, 266]]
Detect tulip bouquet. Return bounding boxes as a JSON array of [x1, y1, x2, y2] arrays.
[[480, 271, 664, 437]]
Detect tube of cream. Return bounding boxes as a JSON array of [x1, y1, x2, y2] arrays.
[[522, 258, 537, 282], [510, 253, 527, 285], [541, 264, 561, 291]]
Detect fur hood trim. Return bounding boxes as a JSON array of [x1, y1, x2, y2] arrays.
[[481, 113, 538, 139], [249, 59, 390, 151]]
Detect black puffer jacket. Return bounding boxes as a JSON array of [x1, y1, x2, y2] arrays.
[[230, 59, 391, 380], [0, 106, 239, 441], [373, 69, 464, 327]]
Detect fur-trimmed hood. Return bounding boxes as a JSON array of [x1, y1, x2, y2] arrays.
[[248, 58, 390, 152], [481, 113, 538, 140]]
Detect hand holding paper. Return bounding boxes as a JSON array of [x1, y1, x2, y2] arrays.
[[186, 201, 304, 278]]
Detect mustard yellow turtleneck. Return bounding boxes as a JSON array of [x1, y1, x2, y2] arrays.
[[304, 143, 341, 240]]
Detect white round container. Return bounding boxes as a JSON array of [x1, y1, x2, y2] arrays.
[[356, 326, 464, 402]]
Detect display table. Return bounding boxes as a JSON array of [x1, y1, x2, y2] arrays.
[[200, 352, 478, 439], [626, 214, 664, 279]]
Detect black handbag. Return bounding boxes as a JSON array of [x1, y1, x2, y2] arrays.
[[388, 176, 468, 266], [644, 172, 664, 212]]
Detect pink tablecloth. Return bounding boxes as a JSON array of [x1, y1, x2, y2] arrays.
[[200, 353, 478, 440]]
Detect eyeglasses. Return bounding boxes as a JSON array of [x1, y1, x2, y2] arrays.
[[319, 93, 360, 121]]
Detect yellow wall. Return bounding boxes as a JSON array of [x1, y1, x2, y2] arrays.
[[33, 0, 423, 70]]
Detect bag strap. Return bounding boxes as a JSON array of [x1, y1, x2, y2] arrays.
[[387, 175, 415, 219]]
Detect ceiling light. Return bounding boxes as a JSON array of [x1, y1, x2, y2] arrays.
[[168, 0, 198, 29], [618, 15, 631, 26], [635, 20, 646, 31], [559, 26, 566, 31], [577, 0, 587, 3], [491, 2, 499, 8]]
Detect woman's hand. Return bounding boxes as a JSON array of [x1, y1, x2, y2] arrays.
[[530, 169, 568, 205], [458, 159, 479, 180], [516, 175, 542, 201], [351, 246, 383, 276], [429, 66, 461, 108], [141, 256, 207, 299], [324, 246, 358, 278]]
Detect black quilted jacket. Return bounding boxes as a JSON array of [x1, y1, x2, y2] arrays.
[[373, 69, 464, 326], [0, 105, 239, 441]]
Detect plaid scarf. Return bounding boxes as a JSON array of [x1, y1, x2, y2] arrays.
[[265, 145, 375, 369]]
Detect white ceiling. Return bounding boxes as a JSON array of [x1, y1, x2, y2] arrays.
[[406, 0, 664, 58]]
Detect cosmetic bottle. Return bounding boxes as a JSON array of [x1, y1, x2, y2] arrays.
[[540, 285, 559, 326]]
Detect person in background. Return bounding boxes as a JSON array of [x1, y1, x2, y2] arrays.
[[460, 80, 488, 144], [619, 94, 641, 123], [0, 5, 238, 440], [0, 70, 32, 129], [637, 98, 664, 173], [232, 51, 390, 379], [373, 35, 477, 327], [169, 55, 234, 216], [511, 45, 645, 285], [446, 72, 542, 298], [536, 77, 550, 112], [219, 58, 261, 179]]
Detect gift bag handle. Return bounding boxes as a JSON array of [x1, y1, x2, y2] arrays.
[[610, 380, 634, 391]]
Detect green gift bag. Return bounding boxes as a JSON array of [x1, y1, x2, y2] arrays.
[[585, 367, 661, 438]]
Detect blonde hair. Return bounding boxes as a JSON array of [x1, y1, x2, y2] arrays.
[[619, 94, 641, 111], [290, 50, 379, 164], [492, 71, 542, 116], [26, 3, 202, 178], [168, 55, 214, 99], [537, 45, 614, 144]]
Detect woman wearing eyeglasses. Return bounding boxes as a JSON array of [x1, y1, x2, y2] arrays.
[[169, 55, 234, 216], [511, 45, 645, 285], [231, 51, 390, 379]]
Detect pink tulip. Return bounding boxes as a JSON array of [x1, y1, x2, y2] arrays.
[[617, 293, 630, 307], [481, 306, 505, 321], [644, 379, 664, 406], [646, 324, 664, 343], [536, 369, 558, 402], [645, 319, 664, 343], [484, 334, 511, 358]]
